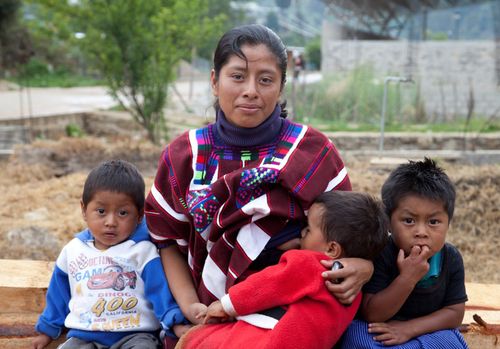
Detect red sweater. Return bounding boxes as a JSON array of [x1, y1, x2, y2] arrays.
[[178, 250, 361, 349]]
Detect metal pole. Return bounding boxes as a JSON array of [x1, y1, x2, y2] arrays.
[[379, 78, 390, 155], [379, 76, 413, 156]]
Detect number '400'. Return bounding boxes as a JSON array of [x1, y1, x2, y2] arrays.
[[91, 297, 138, 317]]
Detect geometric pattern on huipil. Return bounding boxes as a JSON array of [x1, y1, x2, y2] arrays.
[[187, 188, 220, 235], [236, 167, 279, 209]]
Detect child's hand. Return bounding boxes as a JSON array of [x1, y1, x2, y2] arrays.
[[31, 333, 53, 349], [368, 320, 413, 345], [203, 300, 230, 324], [173, 324, 194, 338], [189, 302, 208, 325], [397, 246, 430, 285]]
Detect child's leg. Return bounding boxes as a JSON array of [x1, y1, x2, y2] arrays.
[[340, 319, 422, 348], [415, 329, 469, 349], [340, 320, 469, 349], [56, 337, 104, 349], [109, 333, 160, 349]]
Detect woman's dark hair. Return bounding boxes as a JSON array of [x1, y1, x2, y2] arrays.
[[313, 191, 388, 261], [82, 159, 145, 212], [212, 24, 288, 118], [381, 157, 456, 222]]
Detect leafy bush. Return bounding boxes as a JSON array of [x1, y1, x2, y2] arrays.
[[66, 123, 86, 138], [25, 58, 50, 77]]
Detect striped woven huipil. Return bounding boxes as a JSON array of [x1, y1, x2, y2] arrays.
[[145, 118, 351, 305]]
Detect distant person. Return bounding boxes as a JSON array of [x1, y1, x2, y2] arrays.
[[293, 53, 304, 80], [144, 24, 374, 348], [341, 158, 469, 349], [175, 190, 388, 349], [31, 160, 186, 349]]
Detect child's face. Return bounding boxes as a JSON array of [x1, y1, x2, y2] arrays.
[[390, 194, 448, 258], [300, 203, 330, 253], [212, 44, 284, 129], [81, 190, 143, 250]]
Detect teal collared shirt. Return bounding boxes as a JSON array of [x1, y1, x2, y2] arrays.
[[416, 250, 442, 287]]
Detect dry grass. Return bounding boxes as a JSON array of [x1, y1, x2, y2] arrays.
[[1, 138, 499, 285]]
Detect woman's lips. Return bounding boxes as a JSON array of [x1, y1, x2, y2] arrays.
[[238, 104, 261, 112]]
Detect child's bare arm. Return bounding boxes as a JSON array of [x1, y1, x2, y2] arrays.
[[368, 302, 465, 346], [30, 333, 53, 349], [160, 245, 204, 324], [362, 246, 431, 322]]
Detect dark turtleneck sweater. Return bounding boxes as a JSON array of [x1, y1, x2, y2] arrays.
[[211, 104, 302, 268], [212, 104, 285, 148]]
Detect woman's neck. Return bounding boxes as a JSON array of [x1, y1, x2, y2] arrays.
[[214, 105, 284, 147]]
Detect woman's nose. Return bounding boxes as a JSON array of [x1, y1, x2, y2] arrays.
[[242, 80, 258, 99]]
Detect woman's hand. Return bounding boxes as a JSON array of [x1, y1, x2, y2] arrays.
[[320, 258, 373, 305]]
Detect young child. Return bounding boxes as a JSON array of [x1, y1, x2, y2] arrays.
[[341, 158, 469, 348], [31, 160, 186, 349], [174, 190, 389, 349]]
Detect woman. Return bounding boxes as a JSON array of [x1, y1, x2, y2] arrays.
[[145, 24, 373, 344]]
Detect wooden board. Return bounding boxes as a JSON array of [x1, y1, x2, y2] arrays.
[[0, 260, 54, 313], [1, 260, 500, 347]]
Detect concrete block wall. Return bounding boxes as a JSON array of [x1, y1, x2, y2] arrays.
[[322, 21, 500, 119]]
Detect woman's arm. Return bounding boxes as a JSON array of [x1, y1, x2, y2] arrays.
[[160, 245, 206, 324], [368, 303, 465, 346], [320, 257, 374, 305]]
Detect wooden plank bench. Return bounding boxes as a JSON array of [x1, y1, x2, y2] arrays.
[[1, 259, 499, 348]]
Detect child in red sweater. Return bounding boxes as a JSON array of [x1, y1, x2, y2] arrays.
[[175, 190, 388, 349]]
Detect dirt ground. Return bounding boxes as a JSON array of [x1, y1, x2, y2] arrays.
[[0, 129, 499, 285]]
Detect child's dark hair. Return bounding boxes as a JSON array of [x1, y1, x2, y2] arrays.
[[212, 24, 288, 118], [381, 157, 456, 221], [82, 160, 145, 212], [314, 190, 388, 260]]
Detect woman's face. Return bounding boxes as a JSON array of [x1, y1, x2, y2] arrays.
[[211, 44, 285, 128]]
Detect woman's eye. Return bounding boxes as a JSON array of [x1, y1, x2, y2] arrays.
[[260, 77, 272, 83], [232, 74, 243, 80]]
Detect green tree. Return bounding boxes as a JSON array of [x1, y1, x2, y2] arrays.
[[275, 0, 291, 9], [33, 0, 224, 144], [0, 0, 31, 73], [266, 11, 280, 32], [305, 36, 321, 70], [195, 0, 243, 61]]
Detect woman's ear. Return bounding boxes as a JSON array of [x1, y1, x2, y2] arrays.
[[211, 69, 219, 97], [325, 241, 342, 260], [277, 80, 286, 103]]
